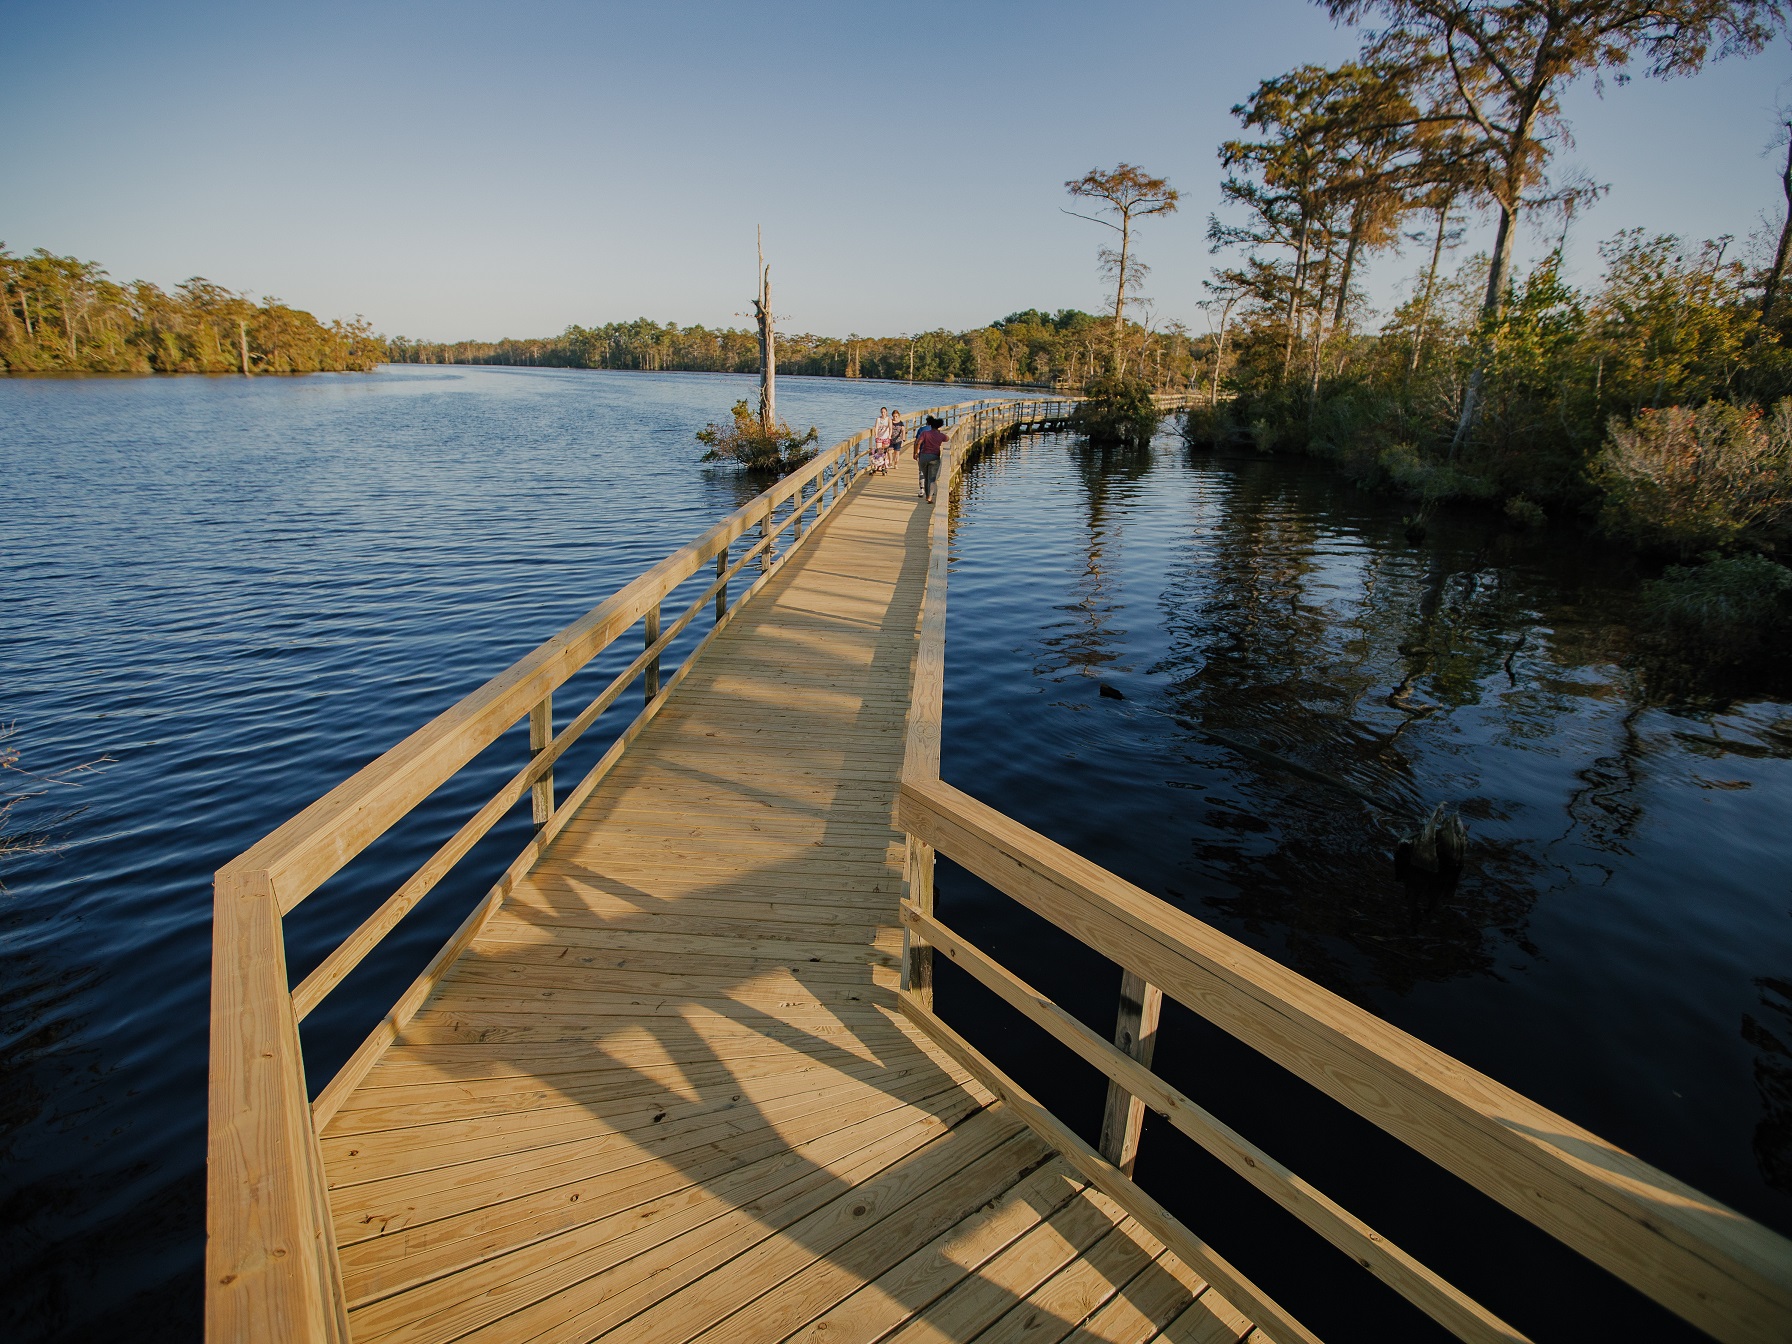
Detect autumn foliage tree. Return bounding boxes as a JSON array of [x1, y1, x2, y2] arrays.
[[1326, 0, 1789, 444], [1063, 164, 1180, 372]]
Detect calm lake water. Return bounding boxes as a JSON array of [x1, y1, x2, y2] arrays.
[[3, 366, 1789, 1342]]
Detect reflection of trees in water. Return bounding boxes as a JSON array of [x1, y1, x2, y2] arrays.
[[1034, 443, 1157, 683], [1151, 455, 1573, 996], [1744, 977, 1792, 1194]]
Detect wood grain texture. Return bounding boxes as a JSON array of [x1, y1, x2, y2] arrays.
[[1097, 969, 1160, 1178], [904, 903, 1529, 1344], [899, 775, 1792, 1344], [896, 989, 1318, 1344], [208, 868, 348, 1344], [301, 409, 1206, 1344]]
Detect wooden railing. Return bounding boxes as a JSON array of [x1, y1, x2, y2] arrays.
[[892, 408, 1792, 1344], [204, 392, 1086, 1342]]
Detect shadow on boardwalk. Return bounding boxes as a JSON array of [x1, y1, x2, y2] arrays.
[[315, 468, 1252, 1344]]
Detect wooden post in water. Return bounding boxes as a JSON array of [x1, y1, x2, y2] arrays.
[[715, 546, 728, 622], [1098, 969, 1163, 1176], [529, 694, 554, 827], [644, 605, 661, 702]]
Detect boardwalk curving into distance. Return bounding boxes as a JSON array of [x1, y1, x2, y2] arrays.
[[210, 397, 1792, 1344], [319, 444, 1247, 1344]]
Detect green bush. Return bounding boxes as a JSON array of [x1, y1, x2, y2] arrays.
[[1504, 495, 1547, 528], [1182, 401, 1239, 447], [1594, 398, 1792, 554], [1072, 373, 1161, 447], [1639, 553, 1792, 653], [1376, 442, 1494, 503], [696, 400, 820, 475]]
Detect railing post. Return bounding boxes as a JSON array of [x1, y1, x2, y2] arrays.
[[715, 546, 728, 622], [1098, 969, 1163, 1177], [902, 834, 935, 1009], [643, 604, 661, 702], [528, 694, 555, 826], [759, 511, 771, 572]]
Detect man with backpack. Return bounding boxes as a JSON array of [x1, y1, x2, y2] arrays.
[[913, 416, 947, 504]]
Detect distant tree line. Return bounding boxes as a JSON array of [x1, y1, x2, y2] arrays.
[[385, 308, 1202, 393], [1, 246, 384, 374]]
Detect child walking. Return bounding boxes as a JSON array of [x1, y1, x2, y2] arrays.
[[870, 407, 893, 474]]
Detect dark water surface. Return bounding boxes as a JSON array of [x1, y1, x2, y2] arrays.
[[937, 434, 1792, 1342], [3, 372, 1789, 1342], [0, 366, 968, 1342]]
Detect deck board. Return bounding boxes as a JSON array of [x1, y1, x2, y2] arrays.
[[321, 465, 1255, 1343]]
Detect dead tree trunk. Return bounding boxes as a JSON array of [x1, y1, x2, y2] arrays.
[[1760, 129, 1792, 327], [753, 229, 776, 433], [1409, 197, 1454, 378]]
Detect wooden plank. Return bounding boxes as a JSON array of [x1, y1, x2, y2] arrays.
[[328, 1057, 1000, 1191], [478, 899, 892, 942], [1160, 1290, 1259, 1344], [898, 989, 1308, 1344], [338, 1073, 983, 1309], [436, 963, 894, 1008], [324, 1039, 947, 1140], [207, 867, 348, 1343], [442, 950, 898, 995], [1098, 970, 1161, 1178], [1057, 1251, 1208, 1344], [474, 912, 901, 963], [681, 1130, 1056, 1344], [528, 693, 553, 825], [329, 1072, 946, 1250], [611, 1109, 1038, 1344], [974, 1218, 1162, 1344], [875, 1184, 1144, 1344], [904, 904, 1525, 1344], [349, 1083, 990, 1344], [781, 1159, 1095, 1344], [900, 776, 1792, 1344]]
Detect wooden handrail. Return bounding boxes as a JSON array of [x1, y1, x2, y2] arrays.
[[220, 426, 866, 916], [207, 869, 348, 1344], [901, 901, 1529, 1344], [882, 389, 1792, 1342], [898, 988, 1322, 1344], [895, 775, 1792, 1344]]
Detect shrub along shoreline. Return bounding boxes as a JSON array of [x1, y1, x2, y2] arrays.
[[1185, 227, 1792, 658]]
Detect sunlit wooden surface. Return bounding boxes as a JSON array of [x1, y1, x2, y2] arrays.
[[318, 463, 1255, 1344]]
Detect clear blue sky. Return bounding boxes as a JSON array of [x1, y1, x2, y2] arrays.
[[5, 0, 1790, 341]]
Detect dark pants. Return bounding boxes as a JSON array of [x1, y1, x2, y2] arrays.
[[920, 455, 940, 499]]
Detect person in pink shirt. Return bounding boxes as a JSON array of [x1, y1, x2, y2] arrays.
[[912, 416, 947, 503]]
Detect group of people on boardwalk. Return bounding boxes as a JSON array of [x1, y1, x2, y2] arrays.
[[871, 406, 948, 504]]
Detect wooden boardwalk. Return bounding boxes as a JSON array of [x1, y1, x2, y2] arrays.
[[316, 464, 1256, 1343], [211, 396, 1792, 1344]]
